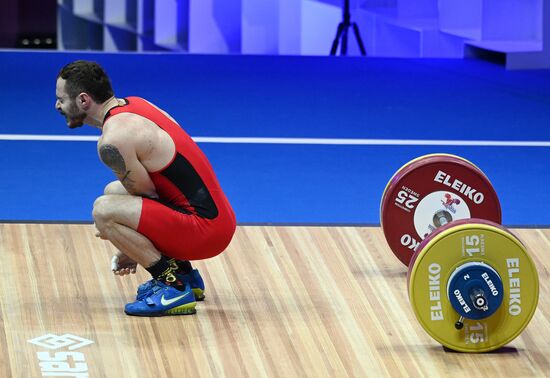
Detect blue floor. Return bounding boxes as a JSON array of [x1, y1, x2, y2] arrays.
[[0, 51, 549, 226]]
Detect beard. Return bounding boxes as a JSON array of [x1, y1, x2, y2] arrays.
[[66, 113, 87, 129], [60, 100, 87, 129]]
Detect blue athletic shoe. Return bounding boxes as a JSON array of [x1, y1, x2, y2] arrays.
[[136, 269, 205, 301], [125, 282, 196, 317]]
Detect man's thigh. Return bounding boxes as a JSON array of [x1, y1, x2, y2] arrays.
[[138, 198, 199, 259], [138, 198, 234, 260], [93, 194, 142, 230]]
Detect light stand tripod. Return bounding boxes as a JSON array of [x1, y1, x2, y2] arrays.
[[330, 0, 366, 56]]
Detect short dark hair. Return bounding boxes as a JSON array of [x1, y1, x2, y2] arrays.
[[58, 60, 114, 103]]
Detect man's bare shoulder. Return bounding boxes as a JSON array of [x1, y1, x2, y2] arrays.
[[101, 113, 151, 143], [103, 113, 147, 132]]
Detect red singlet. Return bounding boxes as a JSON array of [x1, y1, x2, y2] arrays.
[[104, 97, 236, 260]]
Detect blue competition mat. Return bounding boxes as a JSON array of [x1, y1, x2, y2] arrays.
[[0, 51, 549, 226]]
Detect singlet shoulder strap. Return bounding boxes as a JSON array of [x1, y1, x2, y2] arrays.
[[103, 98, 130, 124]]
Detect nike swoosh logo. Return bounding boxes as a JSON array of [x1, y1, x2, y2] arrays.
[[161, 292, 191, 306]]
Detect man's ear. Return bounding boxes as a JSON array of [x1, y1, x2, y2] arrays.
[[77, 93, 93, 110]]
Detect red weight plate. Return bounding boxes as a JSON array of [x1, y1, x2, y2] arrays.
[[381, 155, 501, 266]]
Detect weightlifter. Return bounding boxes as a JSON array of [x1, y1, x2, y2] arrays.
[[55, 60, 236, 316]]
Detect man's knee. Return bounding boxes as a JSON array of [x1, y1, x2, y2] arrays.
[[104, 181, 128, 195], [93, 194, 143, 231], [93, 195, 114, 226]]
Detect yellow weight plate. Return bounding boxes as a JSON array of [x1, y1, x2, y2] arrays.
[[408, 220, 539, 352]]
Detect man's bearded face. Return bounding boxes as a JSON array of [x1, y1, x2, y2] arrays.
[[60, 98, 86, 129]]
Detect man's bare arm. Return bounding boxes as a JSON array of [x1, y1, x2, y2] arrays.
[[98, 135, 157, 197], [99, 143, 137, 193]]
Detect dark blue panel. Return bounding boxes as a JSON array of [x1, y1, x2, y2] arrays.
[[0, 51, 549, 225]]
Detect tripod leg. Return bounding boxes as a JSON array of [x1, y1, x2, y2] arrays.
[[330, 23, 345, 56], [341, 26, 348, 56], [352, 22, 366, 56]]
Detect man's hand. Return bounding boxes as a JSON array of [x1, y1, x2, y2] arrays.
[[111, 252, 137, 276], [95, 230, 108, 240]]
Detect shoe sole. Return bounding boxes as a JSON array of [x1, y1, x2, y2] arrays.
[[125, 302, 197, 317], [192, 288, 205, 301], [165, 302, 197, 315]]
